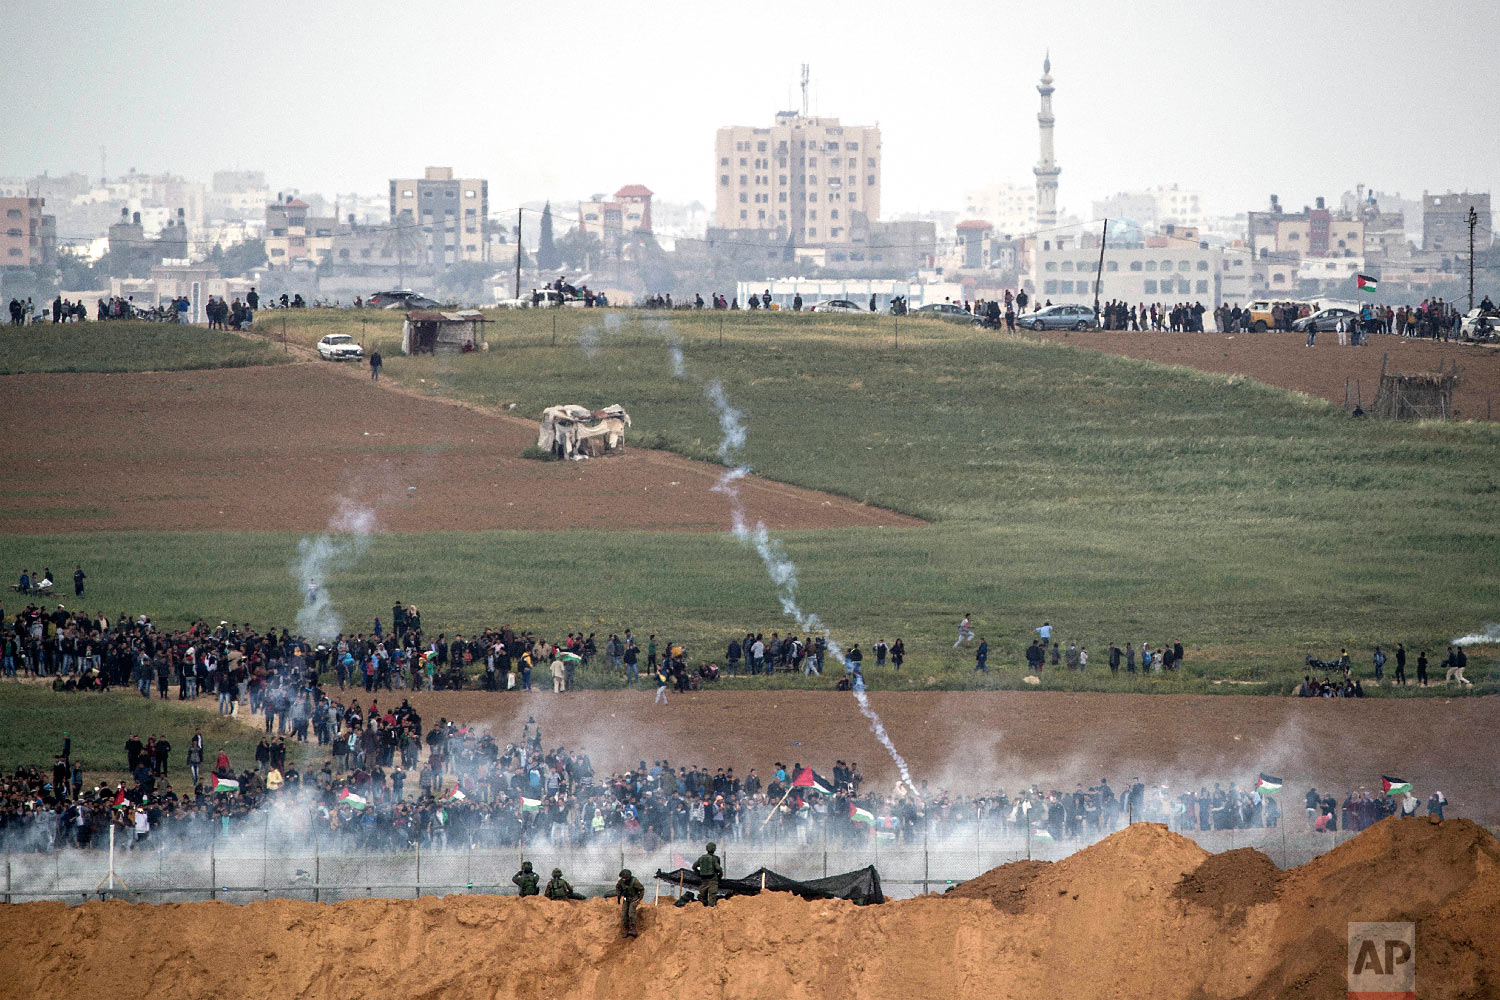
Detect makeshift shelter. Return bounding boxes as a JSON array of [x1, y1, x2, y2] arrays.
[[654, 865, 884, 905], [1370, 358, 1459, 420], [537, 404, 632, 459], [401, 310, 486, 355]]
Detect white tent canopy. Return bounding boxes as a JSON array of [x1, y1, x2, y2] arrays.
[[537, 404, 632, 460], [401, 310, 486, 355]]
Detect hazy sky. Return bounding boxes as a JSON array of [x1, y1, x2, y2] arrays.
[[5, 0, 1497, 228]]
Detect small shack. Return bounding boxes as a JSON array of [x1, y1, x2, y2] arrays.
[[401, 310, 486, 355], [1371, 358, 1459, 420], [537, 404, 632, 459]]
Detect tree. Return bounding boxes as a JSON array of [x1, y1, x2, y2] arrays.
[[536, 202, 560, 271], [216, 238, 267, 277], [554, 229, 602, 272]]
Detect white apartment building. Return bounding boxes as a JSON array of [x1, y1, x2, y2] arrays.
[[1032, 238, 1224, 306], [961, 181, 1037, 237], [1092, 184, 1205, 230], [714, 112, 881, 247]]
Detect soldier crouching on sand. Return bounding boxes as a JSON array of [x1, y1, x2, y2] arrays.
[[512, 860, 539, 896], [544, 867, 585, 900], [693, 841, 724, 907], [612, 868, 645, 937]]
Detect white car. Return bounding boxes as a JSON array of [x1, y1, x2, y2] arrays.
[[317, 334, 364, 361], [1461, 308, 1499, 342]]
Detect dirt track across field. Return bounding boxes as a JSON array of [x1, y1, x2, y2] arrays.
[[1038, 328, 1500, 419], [375, 687, 1498, 821], [0, 365, 919, 534]]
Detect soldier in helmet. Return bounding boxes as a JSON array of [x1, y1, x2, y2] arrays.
[[543, 867, 585, 900], [692, 841, 724, 907], [512, 860, 540, 896], [613, 868, 645, 937]]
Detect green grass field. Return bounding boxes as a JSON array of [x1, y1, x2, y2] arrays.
[[0, 682, 309, 787], [5, 308, 1494, 701], [2, 308, 1496, 697], [0, 321, 289, 373]]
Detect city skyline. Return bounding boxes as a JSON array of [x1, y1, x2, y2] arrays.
[[4, 0, 1497, 229]]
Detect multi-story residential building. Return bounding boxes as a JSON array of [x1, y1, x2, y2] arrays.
[[208, 170, 271, 223], [713, 112, 881, 248], [578, 184, 654, 251], [1422, 191, 1491, 253], [389, 167, 488, 265], [1092, 184, 1205, 230], [961, 181, 1038, 237], [0, 197, 56, 270], [264, 198, 338, 268], [1032, 233, 1224, 306]]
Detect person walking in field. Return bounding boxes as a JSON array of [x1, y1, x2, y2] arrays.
[[369, 349, 382, 380], [654, 666, 669, 704]]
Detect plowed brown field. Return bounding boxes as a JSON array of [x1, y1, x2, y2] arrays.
[[1038, 328, 1500, 418], [0, 366, 919, 534]]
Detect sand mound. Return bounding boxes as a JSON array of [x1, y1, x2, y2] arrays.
[[1172, 847, 1281, 918], [4, 819, 1497, 1000]]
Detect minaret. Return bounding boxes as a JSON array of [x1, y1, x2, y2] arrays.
[[1033, 51, 1060, 232]]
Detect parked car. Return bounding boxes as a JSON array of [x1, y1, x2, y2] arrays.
[[1461, 308, 1499, 342], [1291, 307, 1358, 334], [368, 289, 441, 310], [316, 333, 364, 361], [912, 302, 981, 325], [1022, 303, 1096, 331], [809, 299, 864, 314]]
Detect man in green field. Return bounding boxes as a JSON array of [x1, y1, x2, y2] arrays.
[[613, 868, 645, 937], [512, 860, 539, 896], [693, 841, 723, 907], [543, 867, 585, 900]]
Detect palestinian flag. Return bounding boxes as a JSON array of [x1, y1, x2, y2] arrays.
[[558, 651, 583, 664], [111, 785, 127, 808], [1255, 773, 1283, 795], [1031, 825, 1056, 842], [849, 804, 875, 826], [436, 808, 448, 825], [445, 786, 467, 802], [791, 767, 834, 795], [1382, 776, 1412, 796], [210, 776, 239, 795], [338, 788, 368, 810], [1356, 274, 1378, 293], [520, 796, 543, 813]]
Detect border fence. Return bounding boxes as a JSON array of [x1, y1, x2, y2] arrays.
[[1, 824, 1439, 906]]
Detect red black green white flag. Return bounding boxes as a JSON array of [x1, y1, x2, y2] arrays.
[[1254, 773, 1283, 794], [1356, 274, 1378, 293], [1382, 776, 1413, 796], [791, 767, 834, 795]]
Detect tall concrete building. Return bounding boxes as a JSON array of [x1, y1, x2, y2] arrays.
[[0, 197, 56, 270], [388, 167, 489, 265], [1422, 191, 1491, 253], [1033, 53, 1060, 233], [713, 112, 881, 247]]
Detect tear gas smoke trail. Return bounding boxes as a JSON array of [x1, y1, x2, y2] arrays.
[[1452, 624, 1500, 647], [293, 499, 377, 641], [578, 315, 918, 791]]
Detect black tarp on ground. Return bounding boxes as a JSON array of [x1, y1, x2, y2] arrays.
[[653, 865, 884, 905]]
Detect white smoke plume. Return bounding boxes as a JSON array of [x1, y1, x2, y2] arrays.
[[293, 498, 378, 641], [575, 314, 919, 792], [1452, 625, 1500, 647]]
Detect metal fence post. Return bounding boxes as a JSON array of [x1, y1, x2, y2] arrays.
[[415, 840, 421, 898], [210, 841, 217, 901], [4, 855, 9, 904], [314, 831, 321, 904]]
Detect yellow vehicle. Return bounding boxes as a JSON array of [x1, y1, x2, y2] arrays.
[[1245, 299, 1312, 332]]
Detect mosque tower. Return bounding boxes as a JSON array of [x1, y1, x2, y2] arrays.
[[1033, 52, 1060, 232]]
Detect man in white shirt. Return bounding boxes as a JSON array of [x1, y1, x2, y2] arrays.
[[953, 614, 974, 648]]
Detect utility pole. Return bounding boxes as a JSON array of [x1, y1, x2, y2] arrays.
[[1092, 218, 1108, 324], [514, 207, 523, 301], [1469, 206, 1478, 312]]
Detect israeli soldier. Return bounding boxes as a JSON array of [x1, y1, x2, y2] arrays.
[[693, 841, 724, 907], [613, 868, 645, 937], [543, 867, 585, 900], [512, 860, 540, 896]]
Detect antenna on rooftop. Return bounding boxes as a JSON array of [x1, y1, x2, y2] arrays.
[[800, 63, 810, 116]]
